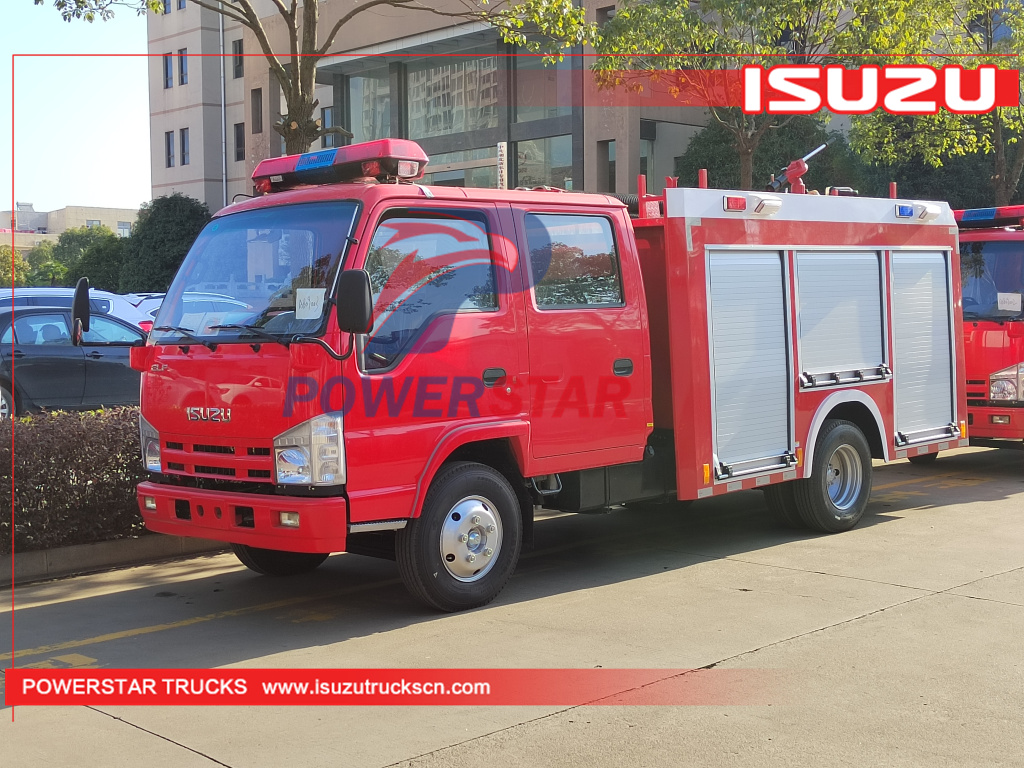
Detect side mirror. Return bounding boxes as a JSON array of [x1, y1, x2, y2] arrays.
[[71, 277, 91, 346], [335, 269, 373, 335]]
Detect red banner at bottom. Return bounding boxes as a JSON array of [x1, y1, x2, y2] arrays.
[[4, 668, 778, 706]]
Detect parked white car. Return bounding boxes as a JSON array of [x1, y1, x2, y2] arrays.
[[133, 292, 251, 320], [0, 288, 153, 330]]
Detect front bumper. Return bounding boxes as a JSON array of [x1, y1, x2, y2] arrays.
[[967, 405, 1024, 441], [138, 481, 348, 553]]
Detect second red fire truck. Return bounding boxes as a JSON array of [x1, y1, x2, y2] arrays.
[[73, 139, 967, 611]]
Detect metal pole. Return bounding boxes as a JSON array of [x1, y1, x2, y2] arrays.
[[219, 4, 228, 209]]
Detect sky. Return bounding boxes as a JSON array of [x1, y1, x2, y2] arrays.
[[3, 2, 152, 214]]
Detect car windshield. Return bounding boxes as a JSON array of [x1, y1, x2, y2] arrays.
[[960, 240, 1024, 320], [151, 201, 359, 343]]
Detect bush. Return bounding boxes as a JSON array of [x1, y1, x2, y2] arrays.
[[0, 408, 149, 555]]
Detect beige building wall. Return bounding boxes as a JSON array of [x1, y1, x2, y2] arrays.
[[47, 207, 139, 235]]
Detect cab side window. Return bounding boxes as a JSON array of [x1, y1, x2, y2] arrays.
[[82, 316, 145, 344], [525, 214, 624, 309], [363, 210, 497, 371]]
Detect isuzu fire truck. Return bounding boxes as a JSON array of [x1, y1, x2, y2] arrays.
[[954, 205, 1024, 450], [73, 139, 967, 611]]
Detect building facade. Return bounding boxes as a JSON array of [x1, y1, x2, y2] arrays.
[[148, 1, 708, 214], [2, 203, 138, 251]]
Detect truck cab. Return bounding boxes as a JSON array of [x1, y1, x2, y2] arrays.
[[955, 207, 1024, 447]]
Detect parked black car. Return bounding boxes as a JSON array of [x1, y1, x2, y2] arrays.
[[0, 306, 145, 417]]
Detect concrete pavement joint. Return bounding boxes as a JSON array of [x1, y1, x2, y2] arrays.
[[87, 706, 236, 767]]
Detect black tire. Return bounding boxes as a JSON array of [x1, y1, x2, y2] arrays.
[[0, 385, 13, 419], [907, 452, 939, 465], [396, 461, 523, 612], [230, 544, 329, 576], [793, 419, 872, 533], [763, 482, 804, 528]]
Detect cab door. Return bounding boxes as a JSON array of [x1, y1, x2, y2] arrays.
[[512, 207, 650, 460], [81, 315, 145, 407]]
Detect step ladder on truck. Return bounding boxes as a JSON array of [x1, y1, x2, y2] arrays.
[[70, 139, 967, 611]]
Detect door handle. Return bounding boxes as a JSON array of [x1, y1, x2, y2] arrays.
[[12, 350, 25, 358], [86, 351, 104, 359], [482, 368, 506, 388], [613, 358, 634, 376]]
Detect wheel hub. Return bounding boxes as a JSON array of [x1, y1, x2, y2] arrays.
[[439, 496, 502, 582], [825, 444, 863, 512]]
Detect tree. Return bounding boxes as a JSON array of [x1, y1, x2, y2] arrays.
[[593, 0, 948, 189], [30, 259, 68, 287], [1, 246, 31, 288], [41, 0, 593, 154], [25, 240, 55, 270], [119, 193, 211, 293], [849, 2, 1024, 206], [68, 232, 126, 292], [52, 225, 117, 282]]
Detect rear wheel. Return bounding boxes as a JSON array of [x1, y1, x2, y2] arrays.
[[397, 461, 522, 612], [0, 385, 14, 419], [793, 419, 872, 533], [763, 482, 803, 528], [907, 452, 938, 465], [231, 544, 329, 576]]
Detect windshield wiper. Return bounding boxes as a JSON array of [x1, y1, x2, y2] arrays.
[[152, 325, 216, 350], [209, 323, 290, 347]]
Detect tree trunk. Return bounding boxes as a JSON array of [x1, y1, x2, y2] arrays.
[[739, 148, 754, 191]]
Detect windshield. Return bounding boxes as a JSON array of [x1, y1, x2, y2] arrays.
[[960, 240, 1024, 320], [151, 202, 359, 343]]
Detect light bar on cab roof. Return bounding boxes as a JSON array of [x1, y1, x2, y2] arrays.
[[954, 204, 1024, 228], [252, 138, 430, 194]]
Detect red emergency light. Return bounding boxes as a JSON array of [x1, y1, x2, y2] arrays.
[[955, 204, 1024, 228], [252, 138, 430, 194]]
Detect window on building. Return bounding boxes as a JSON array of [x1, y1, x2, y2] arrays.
[[165, 131, 175, 167], [85, 220, 101, 229], [180, 127, 190, 165], [163, 54, 173, 89], [515, 134, 572, 189], [251, 88, 263, 133], [177, 0, 186, 8], [234, 122, 245, 162], [178, 48, 188, 85], [232, 39, 243, 78], [363, 210, 497, 371], [347, 66, 391, 144], [515, 54, 573, 123], [117, 221, 131, 238], [525, 214, 624, 309], [321, 106, 337, 148], [162, 0, 171, 14], [596, 5, 616, 24], [407, 49, 499, 139], [598, 140, 616, 194]]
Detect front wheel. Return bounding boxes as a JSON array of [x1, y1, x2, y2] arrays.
[[793, 419, 872, 533], [0, 385, 14, 419], [396, 461, 523, 612], [231, 544, 329, 576]]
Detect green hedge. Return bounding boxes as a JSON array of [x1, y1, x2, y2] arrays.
[[0, 407, 149, 555]]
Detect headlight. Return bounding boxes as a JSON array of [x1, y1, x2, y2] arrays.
[[139, 415, 161, 472], [273, 413, 345, 486], [990, 363, 1024, 401]]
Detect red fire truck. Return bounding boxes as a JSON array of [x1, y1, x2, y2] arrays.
[[954, 206, 1024, 449], [72, 139, 967, 611]]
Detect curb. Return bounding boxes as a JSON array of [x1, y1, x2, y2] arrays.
[[0, 535, 229, 587]]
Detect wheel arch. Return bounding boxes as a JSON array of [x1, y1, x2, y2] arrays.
[[803, 391, 889, 477], [0, 374, 23, 415]]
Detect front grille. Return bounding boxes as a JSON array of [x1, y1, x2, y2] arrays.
[[166, 441, 184, 450], [194, 465, 236, 477], [248, 469, 272, 479], [248, 447, 271, 456], [167, 462, 185, 471], [967, 380, 986, 385], [194, 444, 235, 454]]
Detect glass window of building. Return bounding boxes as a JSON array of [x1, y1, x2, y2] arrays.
[[232, 40, 244, 79], [163, 54, 173, 89], [321, 106, 337, 148], [178, 48, 188, 85], [86, 220, 101, 229], [419, 147, 498, 188], [515, 135, 572, 189], [165, 131, 175, 167], [347, 67, 391, 144], [514, 55, 572, 123], [251, 88, 263, 133], [407, 50, 499, 139], [177, 0, 186, 8], [180, 127, 190, 166], [117, 221, 131, 238], [234, 123, 245, 162]]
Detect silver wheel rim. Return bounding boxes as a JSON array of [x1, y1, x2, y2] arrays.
[[826, 444, 863, 513], [0, 393, 9, 419], [439, 495, 503, 583]]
